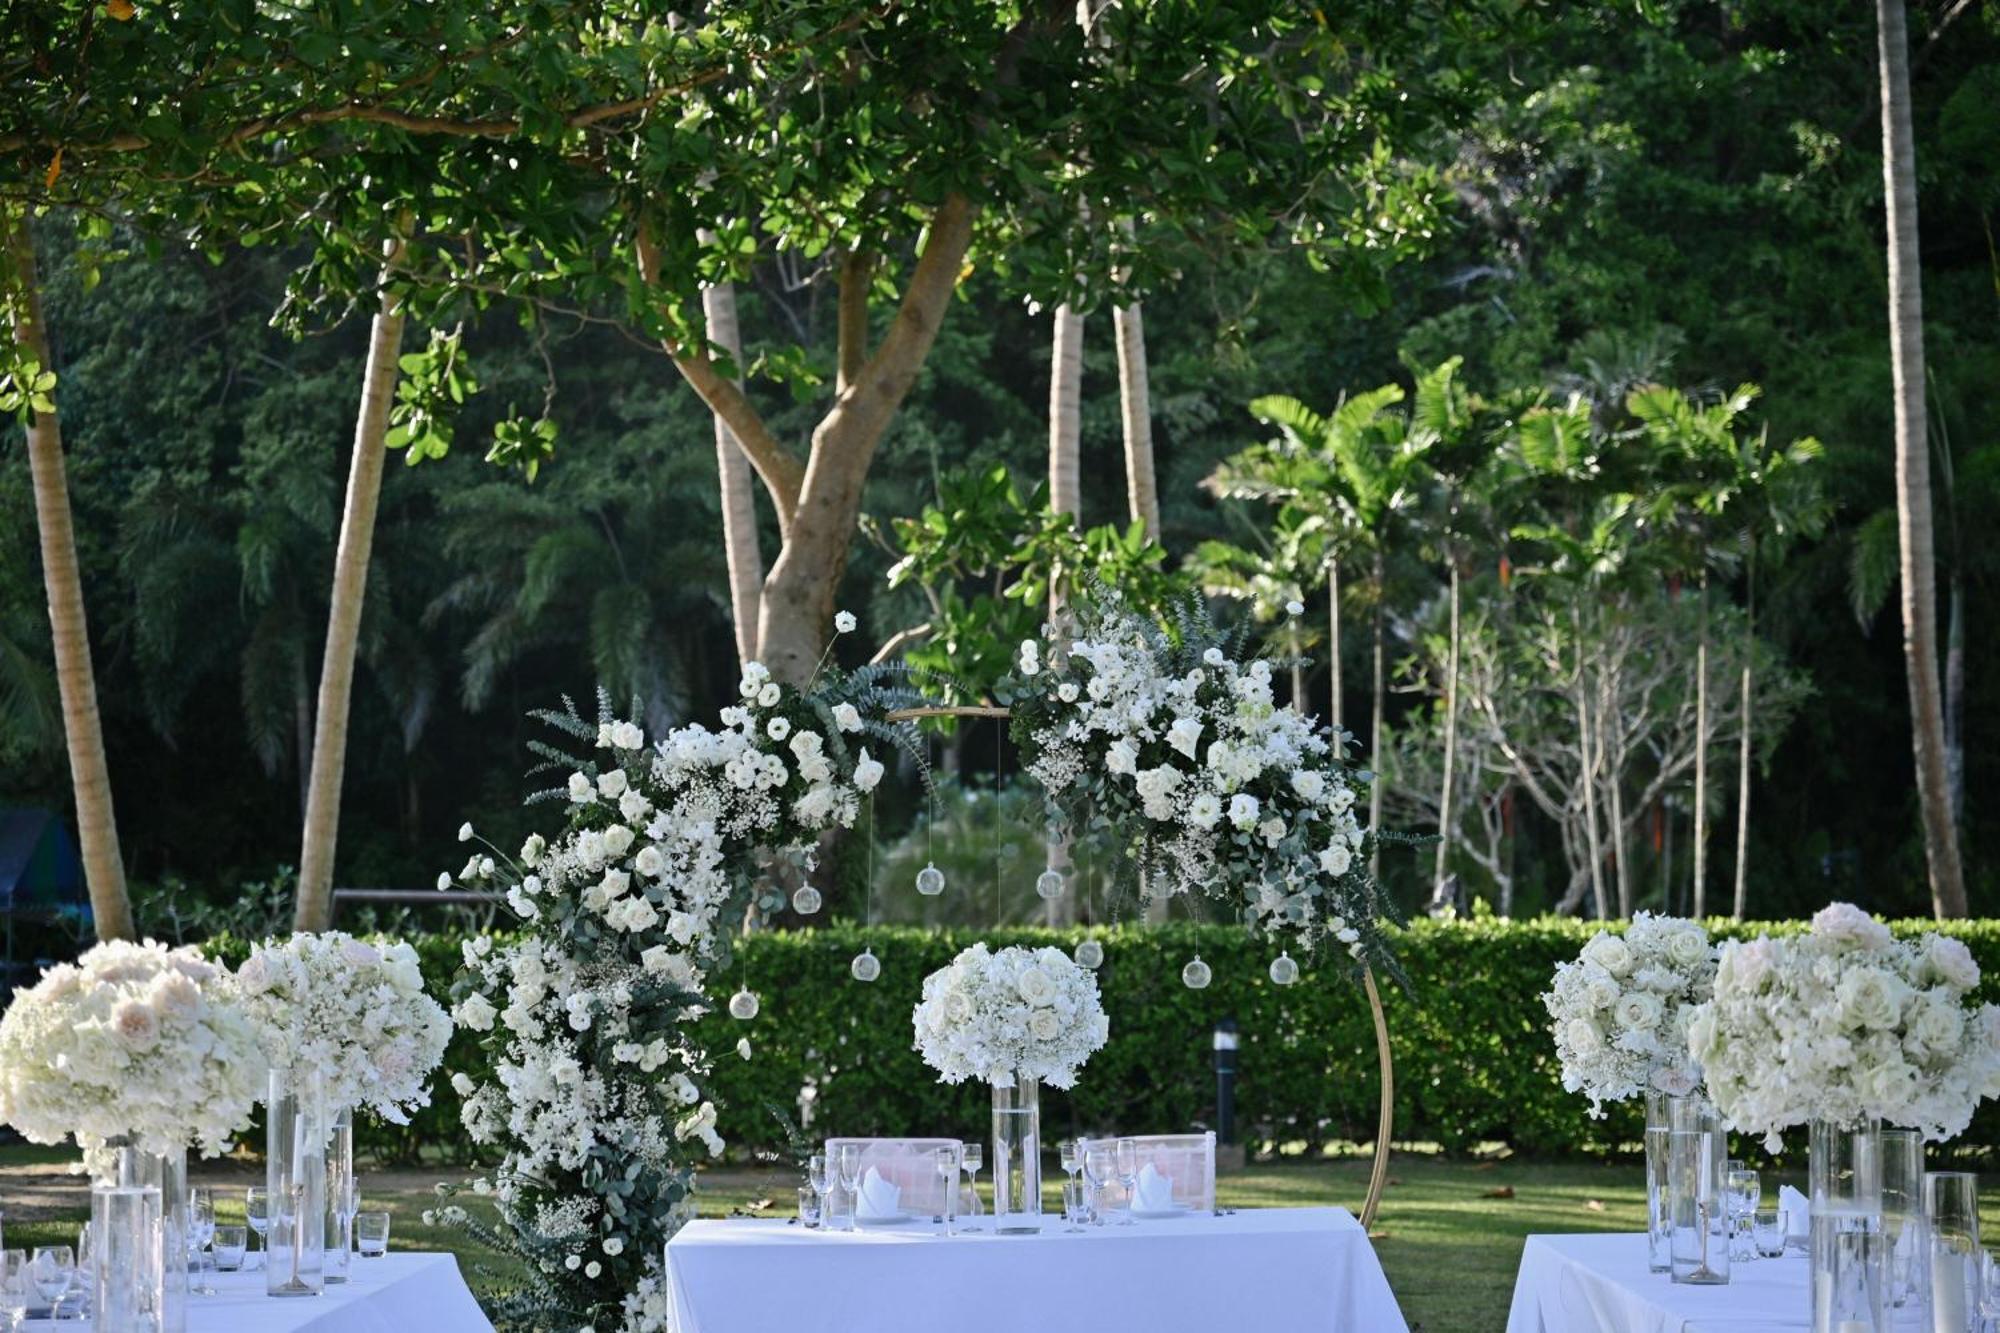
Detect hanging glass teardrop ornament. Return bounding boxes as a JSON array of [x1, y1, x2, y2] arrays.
[[727, 988, 760, 1020], [915, 863, 946, 896], [1035, 869, 1065, 900], [1181, 956, 1212, 990], [1073, 938, 1104, 970], [791, 883, 823, 915], [1268, 952, 1300, 986], [849, 948, 881, 983]]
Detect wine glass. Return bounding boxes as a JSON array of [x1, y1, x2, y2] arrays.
[[1114, 1139, 1140, 1226], [933, 1146, 960, 1236], [1082, 1146, 1116, 1226], [835, 1145, 863, 1234], [189, 1188, 218, 1295], [806, 1153, 830, 1219], [244, 1186, 270, 1271], [959, 1144, 984, 1233], [31, 1245, 73, 1317], [1058, 1140, 1082, 1196]]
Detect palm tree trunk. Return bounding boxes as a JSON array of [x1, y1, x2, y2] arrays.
[[1048, 302, 1085, 926], [703, 279, 764, 666], [1113, 300, 1159, 541], [1433, 559, 1461, 897], [7, 220, 134, 941], [295, 258, 406, 931], [1328, 561, 1343, 732], [1692, 574, 1710, 917], [293, 642, 313, 816], [1732, 569, 1755, 920], [1878, 0, 1968, 917], [1945, 573, 1964, 830], [1369, 552, 1386, 880]]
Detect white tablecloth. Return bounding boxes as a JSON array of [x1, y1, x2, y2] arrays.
[[666, 1206, 1406, 1333], [18, 1252, 492, 1332], [1506, 1232, 1813, 1332]]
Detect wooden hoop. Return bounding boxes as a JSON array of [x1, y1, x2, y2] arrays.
[[882, 701, 1397, 1228]]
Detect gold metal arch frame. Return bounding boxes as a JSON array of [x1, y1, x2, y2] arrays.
[[883, 704, 1396, 1229]]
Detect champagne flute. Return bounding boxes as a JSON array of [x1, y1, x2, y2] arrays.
[[835, 1145, 863, 1233], [1114, 1139, 1140, 1225], [959, 1144, 984, 1233], [1083, 1146, 1116, 1226], [806, 1154, 830, 1224], [189, 1188, 218, 1296], [244, 1187, 270, 1271], [933, 1146, 960, 1236]]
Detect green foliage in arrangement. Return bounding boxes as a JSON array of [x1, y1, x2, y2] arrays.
[[212, 917, 2000, 1167]]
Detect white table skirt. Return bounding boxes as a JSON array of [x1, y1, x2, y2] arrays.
[[1506, 1232, 1816, 1332], [19, 1252, 492, 1333], [666, 1206, 1407, 1333]]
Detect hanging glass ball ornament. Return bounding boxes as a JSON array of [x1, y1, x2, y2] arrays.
[[849, 948, 882, 983], [915, 862, 947, 896], [791, 883, 823, 915], [1268, 952, 1300, 986], [727, 988, 760, 1021], [1035, 869, 1066, 900], [1181, 956, 1212, 990], [1073, 938, 1104, 970]]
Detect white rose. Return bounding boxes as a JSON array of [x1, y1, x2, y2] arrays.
[[1836, 967, 1904, 1031], [852, 747, 885, 792], [635, 846, 666, 878], [1290, 769, 1326, 803], [619, 789, 652, 822], [1564, 1019, 1603, 1056], [1612, 990, 1665, 1032], [832, 703, 863, 733], [1812, 902, 1893, 951], [1665, 927, 1709, 969], [454, 994, 497, 1032], [611, 721, 644, 750], [1016, 967, 1058, 1006], [603, 825, 635, 858], [1319, 843, 1352, 877], [567, 772, 594, 803], [1924, 935, 1981, 991], [1028, 1010, 1061, 1042], [1166, 717, 1204, 759], [1106, 740, 1138, 776], [1580, 932, 1635, 978], [598, 768, 628, 798], [1906, 994, 1964, 1054], [520, 834, 546, 866], [1585, 976, 1621, 1011]]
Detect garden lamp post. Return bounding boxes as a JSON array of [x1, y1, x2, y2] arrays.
[[1213, 1018, 1239, 1149]]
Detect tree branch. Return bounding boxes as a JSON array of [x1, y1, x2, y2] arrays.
[[869, 621, 933, 665], [836, 249, 873, 395]]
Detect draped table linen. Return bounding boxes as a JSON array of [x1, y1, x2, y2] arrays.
[[18, 1252, 491, 1333], [1507, 1232, 1812, 1333], [666, 1205, 1406, 1333]]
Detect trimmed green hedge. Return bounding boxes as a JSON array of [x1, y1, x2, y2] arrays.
[[212, 918, 2000, 1164]]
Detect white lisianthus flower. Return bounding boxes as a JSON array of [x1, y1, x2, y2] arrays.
[[1166, 717, 1203, 759], [852, 747, 885, 792], [758, 682, 781, 707], [1058, 682, 1080, 703], [520, 833, 545, 866], [1187, 793, 1222, 830], [458, 822, 474, 842], [1203, 647, 1225, 666], [1227, 793, 1260, 829], [767, 717, 792, 741], [1018, 640, 1041, 676], [1105, 740, 1138, 776], [1285, 599, 1305, 616], [436, 872, 452, 891], [834, 610, 857, 633]]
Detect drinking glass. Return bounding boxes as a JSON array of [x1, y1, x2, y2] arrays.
[[835, 1145, 863, 1233], [71, 1223, 91, 1322], [806, 1154, 830, 1224], [355, 1212, 391, 1258], [1083, 1146, 1116, 1227], [933, 1147, 960, 1236], [245, 1186, 270, 1270], [189, 1187, 218, 1296], [797, 1187, 821, 1230], [212, 1225, 247, 1273], [959, 1144, 984, 1233], [1114, 1139, 1140, 1225], [30, 1246, 72, 1317], [1978, 1249, 2000, 1333], [1725, 1168, 1760, 1261], [1061, 1178, 1088, 1233], [1927, 1172, 1980, 1333], [1753, 1206, 1787, 1259], [0, 1250, 30, 1331]]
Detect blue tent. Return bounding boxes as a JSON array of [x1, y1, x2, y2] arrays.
[[0, 808, 89, 922]]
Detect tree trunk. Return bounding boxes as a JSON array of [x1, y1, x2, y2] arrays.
[[703, 279, 764, 666], [1433, 560, 1461, 896], [1574, 606, 1609, 920], [7, 220, 135, 941], [1047, 303, 1084, 926], [1368, 552, 1385, 880], [747, 197, 976, 686], [1113, 300, 1159, 541], [1329, 561, 1343, 732], [1606, 668, 1632, 919], [295, 259, 406, 931], [293, 641, 313, 816], [1692, 575, 1710, 917], [1945, 573, 1964, 830], [1878, 0, 1968, 917], [1732, 569, 1755, 921]]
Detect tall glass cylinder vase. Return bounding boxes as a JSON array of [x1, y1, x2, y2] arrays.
[[990, 1072, 1042, 1235], [323, 1107, 355, 1285], [1877, 1129, 1926, 1313], [115, 1145, 187, 1333], [1924, 1171, 1978, 1333], [266, 1067, 329, 1297], [91, 1181, 161, 1333], [1644, 1090, 1672, 1274], [1667, 1097, 1729, 1285], [1811, 1117, 1886, 1333]]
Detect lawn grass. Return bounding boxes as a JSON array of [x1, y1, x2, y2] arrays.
[[10, 1145, 1994, 1332]]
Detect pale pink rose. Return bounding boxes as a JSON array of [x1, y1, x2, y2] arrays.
[[112, 999, 162, 1050]]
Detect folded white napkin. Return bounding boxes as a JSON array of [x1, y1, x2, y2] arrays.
[[856, 1167, 902, 1220], [1132, 1162, 1176, 1213], [1780, 1185, 1810, 1239]]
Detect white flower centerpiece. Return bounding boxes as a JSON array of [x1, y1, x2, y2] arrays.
[[1687, 902, 2000, 1153], [435, 628, 927, 1331], [1003, 594, 1381, 967], [1543, 913, 1717, 1116], [0, 939, 265, 1158], [236, 931, 452, 1122], [914, 943, 1108, 1232]]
